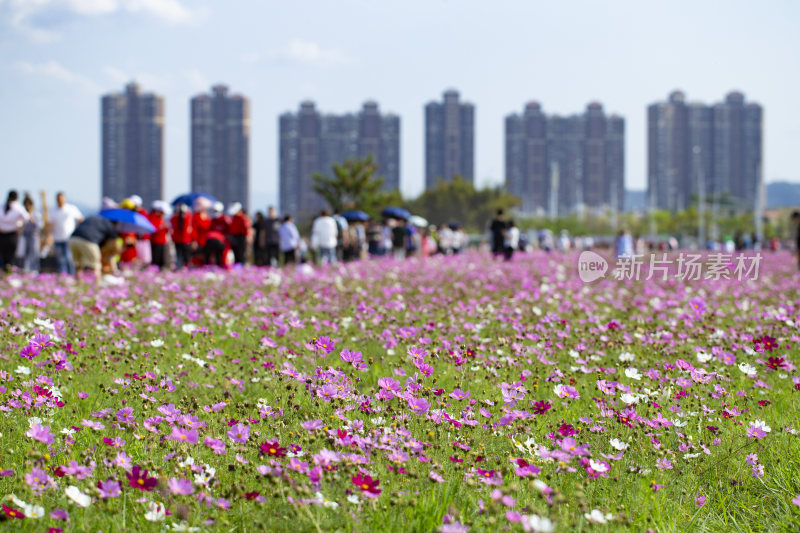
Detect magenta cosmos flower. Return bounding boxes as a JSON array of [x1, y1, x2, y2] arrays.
[[126, 465, 157, 491], [352, 474, 381, 498]]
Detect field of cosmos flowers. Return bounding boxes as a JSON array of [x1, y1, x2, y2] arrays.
[[1, 250, 799, 532]]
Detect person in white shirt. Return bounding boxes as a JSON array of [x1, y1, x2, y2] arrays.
[[0, 190, 30, 272], [278, 215, 300, 264], [50, 191, 83, 274], [438, 225, 454, 255], [504, 219, 520, 261], [311, 210, 338, 265]]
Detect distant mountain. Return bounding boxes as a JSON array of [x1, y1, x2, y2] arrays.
[[766, 181, 800, 209], [625, 189, 646, 212]]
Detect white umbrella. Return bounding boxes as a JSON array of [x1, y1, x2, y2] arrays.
[[409, 215, 428, 227]]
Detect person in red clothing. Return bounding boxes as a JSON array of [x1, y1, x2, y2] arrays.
[[205, 202, 231, 267], [227, 202, 250, 265], [191, 198, 212, 265], [209, 202, 230, 234], [171, 203, 194, 269], [148, 201, 171, 269]]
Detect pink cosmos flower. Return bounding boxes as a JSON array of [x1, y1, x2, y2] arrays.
[[553, 384, 579, 399], [97, 479, 121, 498], [168, 477, 194, 495], [746, 420, 771, 439], [408, 397, 430, 415], [300, 419, 323, 433], [204, 437, 226, 455], [168, 426, 198, 444], [25, 466, 53, 493], [25, 423, 54, 444], [227, 423, 250, 444]]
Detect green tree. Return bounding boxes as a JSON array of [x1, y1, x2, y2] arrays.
[[404, 176, 520, 231], [312, 155, 402, 218]]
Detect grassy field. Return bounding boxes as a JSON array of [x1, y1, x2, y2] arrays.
[[1, 251, 799, 532]]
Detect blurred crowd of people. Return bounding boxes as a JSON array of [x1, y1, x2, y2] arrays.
[[4, 189, 800, 277], [0, 189, 476, 277]]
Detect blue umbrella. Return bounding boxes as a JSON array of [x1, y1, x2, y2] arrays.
[[381, 206, 410, 220], [341, 210, 370, 222], [171, 192, 216, 208], [98, 209, 156, 234]]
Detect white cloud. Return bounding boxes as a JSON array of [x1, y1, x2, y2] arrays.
[[17, 60, 101, 93], [281, 39, 354, 67], [118, 0, 196, 24], [3, 0, 204, 42], [182, 68, 209, 92]]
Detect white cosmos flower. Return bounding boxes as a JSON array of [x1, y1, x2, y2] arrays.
[[696, 351, 712, 363], [524, 514, 555, 533], [65, 485, 91, 507], [624, 367, 642, 380], [22, 503, 44, 519], [620, 393, 639, 405], [181, 324, 198, 334], [170, 522, 200, 532], [346, 494, 361, 504], [194, 473, 211, 486], [28, 417, 43, 427], [144, 501, 166, 522], [15, 366, 31, 375], [150, 339, 164, 347], [315, 491, 339, 509], [589, 460, 609, 473], [9, 495, 28, 508], [750, 420, 771, 433], [609, 439, 629, 451], [584, 509, 613, 524], [618, 352, 635, 362], [738, 362, 757, 375], [532, 479, 549, 492]]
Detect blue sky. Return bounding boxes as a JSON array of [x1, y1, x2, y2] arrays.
[[1, 0, 798, 209]]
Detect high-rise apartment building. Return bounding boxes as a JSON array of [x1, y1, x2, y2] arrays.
[[280, 101, 400, 222], [505, 102, 624, 216], [425, 90, 474, 188], [101, 82, 164, 206], [191, 85, 250, 211], [647, 90, 762, 213]]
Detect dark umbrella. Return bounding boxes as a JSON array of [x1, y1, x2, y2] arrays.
[[381, 206, 411, 220], [98, 209, 156, 234], [171, 192, 216, 208], [448, 221, 462, 230], [341, 210, 370, 222]]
